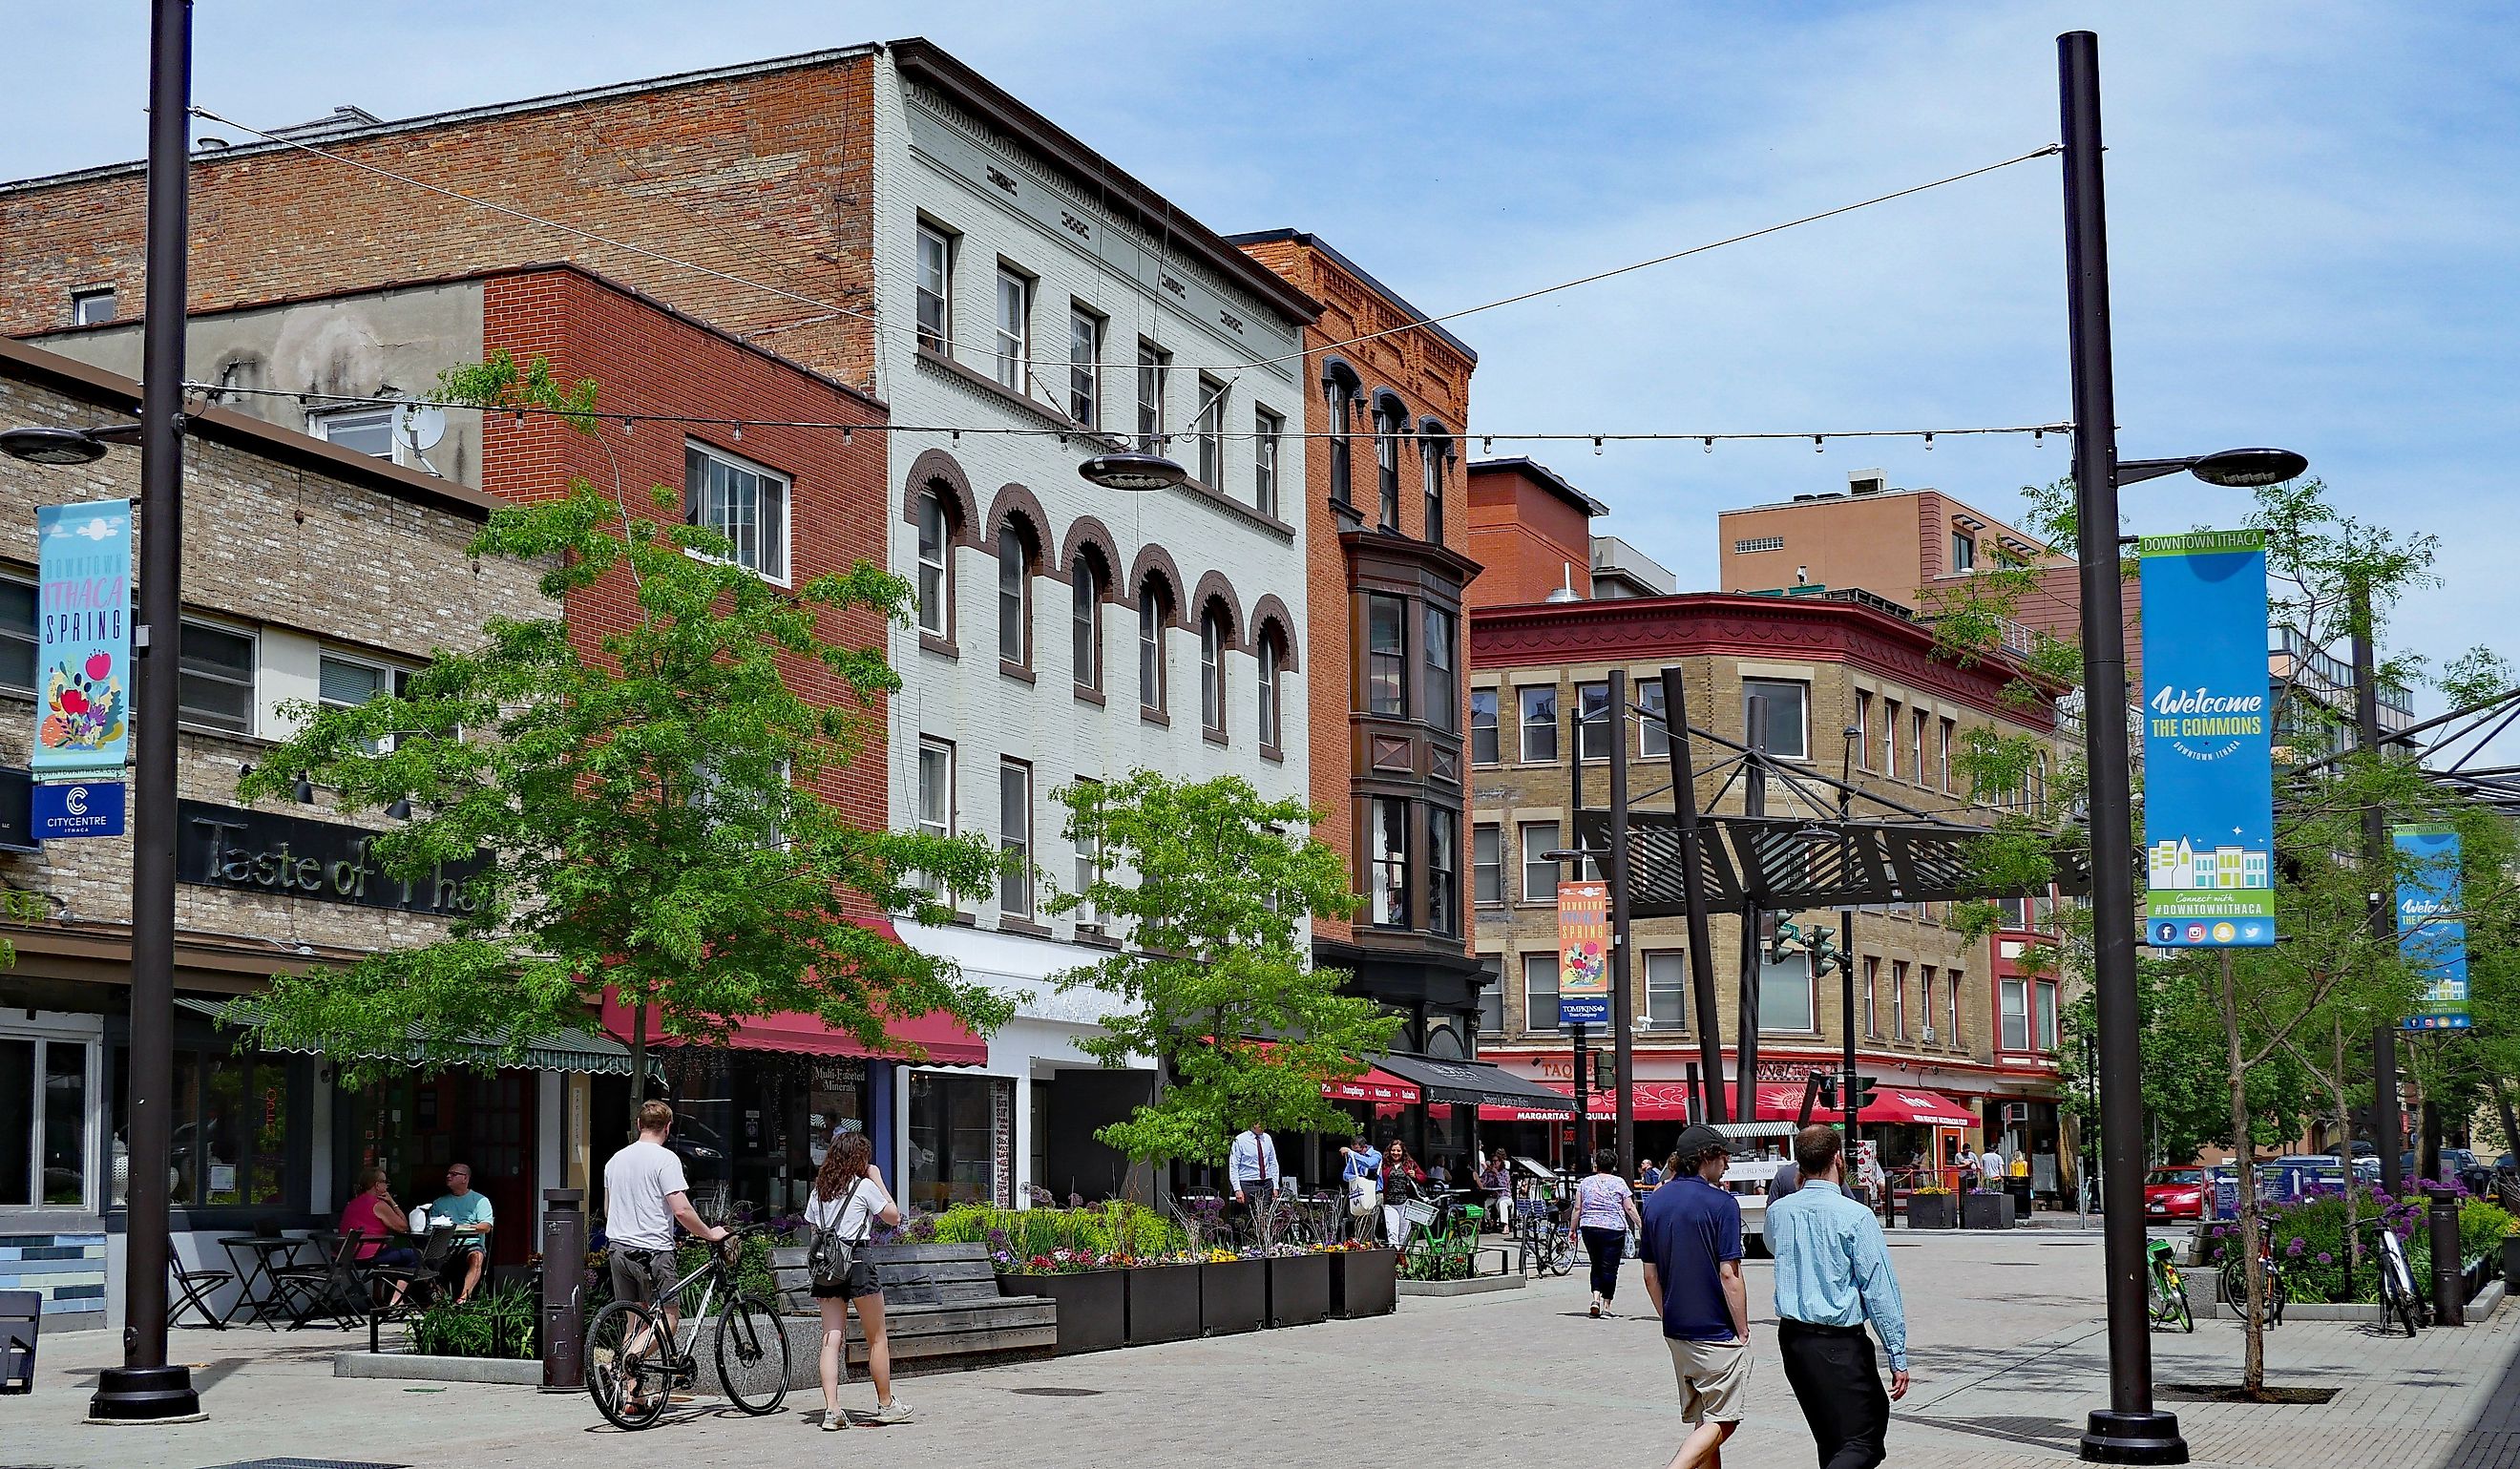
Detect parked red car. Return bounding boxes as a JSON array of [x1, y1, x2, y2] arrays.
[[2145, 1166, 2207, 1220]]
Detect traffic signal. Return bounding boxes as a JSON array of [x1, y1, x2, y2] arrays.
[[1593, 1050, 1616, 1091], [1816, 1073, 1839, 1109], [1854, 1074, 1880, 1111]]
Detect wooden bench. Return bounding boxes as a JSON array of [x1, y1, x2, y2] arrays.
[[770, 1242, 1054, 1379]]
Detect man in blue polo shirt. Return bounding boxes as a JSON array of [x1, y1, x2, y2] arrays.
[[1641, 1124, 1752, 1469]]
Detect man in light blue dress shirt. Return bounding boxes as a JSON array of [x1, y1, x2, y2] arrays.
[[1768, 1124, 1909, 1469], [1229, 1123, 1281, 1240]]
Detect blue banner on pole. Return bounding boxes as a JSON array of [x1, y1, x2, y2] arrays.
[[32, 779, 124, 840], [32, 499, 131, 782], [2395, 824, 2469, 1030], [1558, 997, 1610, 1027], [2139, 530, 2275, 948]]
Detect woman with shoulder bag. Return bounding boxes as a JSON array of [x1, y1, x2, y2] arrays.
[[806, 1130, 907, 1430]]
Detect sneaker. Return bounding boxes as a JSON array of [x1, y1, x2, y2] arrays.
[[821, 1410, 850, 1431], [872, 1399, 914, 1425]]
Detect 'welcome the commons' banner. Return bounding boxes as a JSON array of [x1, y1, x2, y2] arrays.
[[2396, 824, 2470, 1030], [2140, 529, 2274, 948], [33, 499, 131, 781]]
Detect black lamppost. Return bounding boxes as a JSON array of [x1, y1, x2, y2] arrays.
[[2060, 30, 2306, 1466]]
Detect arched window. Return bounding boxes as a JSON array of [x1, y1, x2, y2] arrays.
[[997, 520, 1036, 669], [1257, 624, 1286, 753], [1322, 362, 1361, 509], [916, 489, 954, 638], [1070, 550, 1103, 693], [1419, 420, 1451, 543], [1373, 397, 1407, 530], [1139, 575, 1172, 716], [1200, 602, 1229, 738]]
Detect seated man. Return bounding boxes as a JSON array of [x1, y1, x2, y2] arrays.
[[427, 1163, 494, 1302]]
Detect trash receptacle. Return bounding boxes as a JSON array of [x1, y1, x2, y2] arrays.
[[540, 1188, 587, 1390]]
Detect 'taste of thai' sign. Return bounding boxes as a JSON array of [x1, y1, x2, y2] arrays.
[[178, 800, 483, 916]]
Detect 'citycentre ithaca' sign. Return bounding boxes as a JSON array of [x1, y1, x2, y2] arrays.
[[179, 800, 482, 917], [33, 499, 131, 783], [2396, 824, 2471, 1030], [1556, 880, 1610, 1027], [2139, 529, 2275, 948]]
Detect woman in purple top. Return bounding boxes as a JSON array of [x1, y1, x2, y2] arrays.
[[1575, 1147, 1645, 1318]]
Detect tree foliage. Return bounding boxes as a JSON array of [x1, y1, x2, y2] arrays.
[[1046, 771, 1399, 1168], [233, 357, 1010, 1084]]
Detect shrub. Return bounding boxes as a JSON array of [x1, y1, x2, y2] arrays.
[[408, 1280, 538, 1359], [930, 1201, 1185, 1266]]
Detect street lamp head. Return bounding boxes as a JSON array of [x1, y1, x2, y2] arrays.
[[0, 426, 112, 466], [1077, 451, 1188, 493], [2187, 448, 2308, 489]]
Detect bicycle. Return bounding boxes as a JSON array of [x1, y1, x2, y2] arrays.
[[2146, 1238, 2193, 1333], [2362, 1217, 2426, 1338], [586, 1225, 789, 1430], [2215, 1235, 2289, 1327], [1514, 1195, 1574, 1278], [1397, 1188, 1485, 1281]]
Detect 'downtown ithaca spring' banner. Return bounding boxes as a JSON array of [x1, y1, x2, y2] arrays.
[[33, 499, 131, 781], [2396, 824, 2470, 1030], [1556, 881, 1610, 1027], [2140, 529, 2275, 948]]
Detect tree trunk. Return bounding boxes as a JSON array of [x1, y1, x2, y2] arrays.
[[2491, 1075, 2520, 1186], [2219, 952, 2266, 1396], [632, 998, 649, 1126]]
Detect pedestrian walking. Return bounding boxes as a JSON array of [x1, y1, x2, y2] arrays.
[[804, 1128, 909, 1429], [1769, 1124, 1909, 1469], [1640, 1124, 1752, 1469], [1380, 1140, 1425, 1249], [1339, 1134, 1382, 1243], [599, 1102, 729, 1418], [1576, 1147, 1644, 1318]]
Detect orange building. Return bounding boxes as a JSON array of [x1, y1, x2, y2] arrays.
[[1230, 231, 1486, 1057]]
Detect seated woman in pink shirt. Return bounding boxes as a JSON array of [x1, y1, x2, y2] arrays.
[[340, 1167, 423, 1300]]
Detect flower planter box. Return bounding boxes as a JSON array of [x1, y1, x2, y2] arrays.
[[1328, 1248, 1397, 1319], [1905, 1194, 1956, 1230], [2502, 1235, 2520, 1286], [1124, 1264, 1202, 1347], [1267, 1252, 1331, 1328], [1005, 1269, 1127, 1356], [1963, 1192, 2018, 1230], [1200, 1258, 1268, 1336]]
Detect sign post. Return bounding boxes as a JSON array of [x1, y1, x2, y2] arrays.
[[2395, 825, 2470, 1031], [2139, 529, 2275, 950]]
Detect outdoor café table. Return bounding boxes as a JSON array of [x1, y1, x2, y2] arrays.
[[217, 1235, 308, 1330]]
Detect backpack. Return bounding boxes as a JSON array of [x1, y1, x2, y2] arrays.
[[807, 1177, 866, 1292]]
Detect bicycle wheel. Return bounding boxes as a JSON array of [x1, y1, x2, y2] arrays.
[[2266, 1270, 2287, 1327], [2171, 1276, 2194, 1333], [586, 1299, 671, 1431], [2217, 1264, 2247, 1314], [713, 1294, 789, 1415], [1545, 1229, 1574, 1277]]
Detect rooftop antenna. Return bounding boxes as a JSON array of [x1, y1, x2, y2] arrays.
[[1545, 561, 1582, 603]]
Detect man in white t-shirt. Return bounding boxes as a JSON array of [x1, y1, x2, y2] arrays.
[[603, 1101, 728, 1366]]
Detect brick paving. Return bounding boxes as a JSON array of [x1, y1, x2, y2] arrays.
[[5, 1229, 2517, 1469]]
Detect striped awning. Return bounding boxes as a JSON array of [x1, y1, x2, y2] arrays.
[[177, 996, 648, 1077]]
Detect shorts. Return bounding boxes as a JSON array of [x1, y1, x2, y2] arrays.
[[1666, 1335, 1751, 1424], [610, 1246, 676, 1308], [809, 1260, 883, 1301]]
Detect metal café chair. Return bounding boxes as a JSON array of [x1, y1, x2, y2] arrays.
[[363, 1225, 458, 1352], [1, 1289, 39, 1394], [272, 1231, 365, 1331], [167, 1253, 234, 1331]]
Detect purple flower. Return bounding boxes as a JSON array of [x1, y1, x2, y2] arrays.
[[2286, 1239, 2306, 1257], [2317, 1252, 2334, 1265]]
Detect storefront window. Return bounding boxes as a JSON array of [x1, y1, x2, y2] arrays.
[[0, 1039, 29, 1206], [661, 1049, 869, 1218], [909, 1071, 1006, 1209], [115, 1041, 291, 1209]]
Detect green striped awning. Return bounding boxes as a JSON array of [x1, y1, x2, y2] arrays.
[[175, 996, 646, 1077]]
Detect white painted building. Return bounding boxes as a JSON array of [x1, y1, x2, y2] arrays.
[[866, 43, 1319, 1209]]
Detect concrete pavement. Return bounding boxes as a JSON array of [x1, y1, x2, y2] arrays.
[[6, 1228, 2516, 1469]]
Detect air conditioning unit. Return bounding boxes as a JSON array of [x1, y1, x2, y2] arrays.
[[1919, 1024, 1936, 1045], [2000, 1102, 2030, 1125]]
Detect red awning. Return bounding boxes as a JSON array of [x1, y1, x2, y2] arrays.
[[1754, 1082, 1977, 1128], [1479, 1081, 1696, 1123], [596, 917, 990, 1066], [1322, 1067, 1422, 1105]]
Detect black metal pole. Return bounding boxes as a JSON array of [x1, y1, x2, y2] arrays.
[[1608, 669, 1636, 1177], [1737, 697, 1769, 1124], [2354, 579, 2405, 1200], [91, 0, 200, 1424], [1841, 907, 1858, 1145], [1660, 666, 1729, 1124], [2060, 30, 2184, 1465]]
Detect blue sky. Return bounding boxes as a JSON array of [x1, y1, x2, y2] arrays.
[[7, 2, 2515, 724]]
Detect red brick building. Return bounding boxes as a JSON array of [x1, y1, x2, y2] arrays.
[[1230, 230, 1487, 1059]]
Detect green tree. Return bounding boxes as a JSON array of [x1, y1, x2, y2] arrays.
[[1045, 771, 1401, 1176], [234, 355, 1010, 1091]]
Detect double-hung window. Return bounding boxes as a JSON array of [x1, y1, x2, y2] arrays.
[[0, 578, 32, 689], [1856, 692, 1873, 769], [1422, 607, 1457, 732], [1759, 949, 1815, 1032], [997, 526, 1031, 668], [1427, 806, 1459, 936], [1518, 820, 1560, 902], [1469, 689, 1500, 765], [1940, 718, 1955, 791], [1576, 682, 1612, 761], [1523, 955, 1562, 1035], [1257, 636, 1282, 750], [686, 442, 789, 582], [1880, 698, 1900, 777], [1374, 407, 1403, 529], [1253, 408, 1282, 517], [2035, 979, 2060, 1052], [1951, 531, 1976, 572], [319, 653, 407, 754], [916, 224, 953, 354], [1368, 796, 1411, 928], [1946, 971, 1963, 1048], [1071, 776, 1102, 932], [1638, 680, 1669, 757], [915, 491, 952, 639], [1863, 956, 1880, 1037], [1071, 558, 1102, 691], [1472, 823, 1503, 907], [1422, 436, 1446, 541], [998, 759, 1033, 920], [914, 737, 954, 898], [1892, 960, 1909, 1039], [1645, 952, 1689, 1030], [1744, 679, 1808, 760], [1138, 582, 1168, 715], [1135, 341, 1169, 451], [1365, 596, 1407, 717], [1194, 376, 1227, 487], [1518, 685, 1558, 763], [1912, 708, 1927, 786], [993, 266, 1030, 391], [2000, 978, 2030, 1051], [1200, 609, 1228, 736], [1476, 957, 1505, 1037], [178, 620, 255, 733], [1067, 306, 1102, 426]]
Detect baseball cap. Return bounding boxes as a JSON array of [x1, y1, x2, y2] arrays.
[[1673, 1124, 1729, 1162]]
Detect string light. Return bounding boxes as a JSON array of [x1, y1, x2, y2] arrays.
[[731, 423, 743, 442], [1815, 435, 1825, 453]]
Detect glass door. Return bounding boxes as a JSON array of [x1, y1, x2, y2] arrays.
[[0, 1032, 93, 1209]]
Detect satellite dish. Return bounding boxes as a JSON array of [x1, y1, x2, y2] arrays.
[[398, 403, 448, 451]]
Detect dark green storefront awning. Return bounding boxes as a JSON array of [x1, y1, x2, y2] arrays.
[[175, 996, 646, 1077], [1370, 1052, 1580, 1115]]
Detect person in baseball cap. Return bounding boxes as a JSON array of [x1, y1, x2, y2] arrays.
[[1640, 1123, 1751, 1468]]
